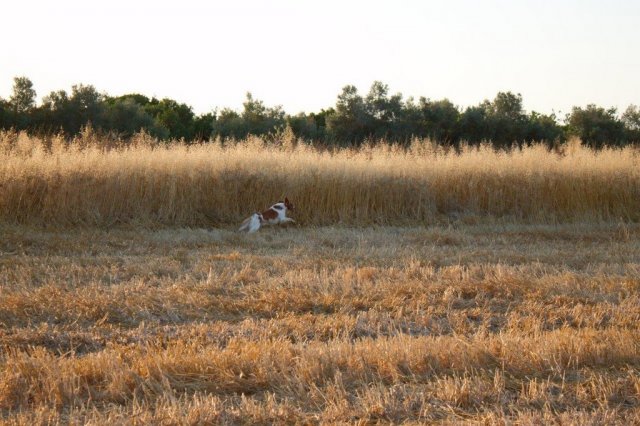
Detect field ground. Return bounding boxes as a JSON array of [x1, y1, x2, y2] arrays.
[[1, 222, 639, 424]]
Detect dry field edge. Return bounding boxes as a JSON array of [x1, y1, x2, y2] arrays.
[[1, 223, 639, 423], [1, 133, 639, 227]]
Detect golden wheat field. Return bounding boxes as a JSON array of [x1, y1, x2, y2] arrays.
[[1, 132, 640, 424], [1, 130, 639, 227]]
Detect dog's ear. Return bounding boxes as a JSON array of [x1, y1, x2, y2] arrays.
[[285, 197, 289, 203]]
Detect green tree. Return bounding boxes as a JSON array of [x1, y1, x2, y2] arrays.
[[491, 91, 525, 121], [212, 108, 244, 139], [109, 93, 153, 107], [39, 90, 70, 133], [326, 85, 372, 144], [310, 108, 334, 130], [418, 97, 460, 144], [365, 81, 404, 140], [193, 112, 215, 141], [458, 103, 492, 145], [142, 98, 196, 140], [68, 84, 105, 133], [287, 113, 320, 140], [104, 98, 167, 139], [10, 76, 36, 114], [488, 92, 527, 147], [622, 105, 640, 142], [525, 111, 563, 145], [9, 76, 37, 129], [241, 92, 285, 137], [566, 105, 625, 148], [396, 97, 424, 140], [38, 84, 106, 135], [0, 98, 11, 128]]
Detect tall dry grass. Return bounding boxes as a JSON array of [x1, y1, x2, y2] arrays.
[[1, 130, 639, 227]]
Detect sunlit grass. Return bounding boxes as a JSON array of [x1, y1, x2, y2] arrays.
[[1, 130, 638, 227]]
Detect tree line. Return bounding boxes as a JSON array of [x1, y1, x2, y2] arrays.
[[1, 76, 639, 148]]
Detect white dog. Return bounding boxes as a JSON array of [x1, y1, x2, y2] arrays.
[[238, 212, 263, 233], [238, 197, 296, 233]]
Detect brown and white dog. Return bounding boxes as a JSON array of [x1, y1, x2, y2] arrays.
[[238, 197, 295, 233], [260, 197, 295, 226]]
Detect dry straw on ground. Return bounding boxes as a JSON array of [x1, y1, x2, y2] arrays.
[[1, 130, 639, 227], [1, 224, 639, 423]]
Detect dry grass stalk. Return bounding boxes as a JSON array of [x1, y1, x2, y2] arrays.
[[1, 131, 638, 227]]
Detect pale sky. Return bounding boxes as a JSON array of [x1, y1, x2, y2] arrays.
[[2, 0, 639, 117]]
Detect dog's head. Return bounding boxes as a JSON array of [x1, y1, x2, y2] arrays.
[[284, 197, 295, 211]]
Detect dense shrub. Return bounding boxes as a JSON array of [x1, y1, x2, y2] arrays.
[[1, 76, 638, 148]]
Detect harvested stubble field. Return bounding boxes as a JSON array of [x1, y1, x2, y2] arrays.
[[1, 133, 640, 424]]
